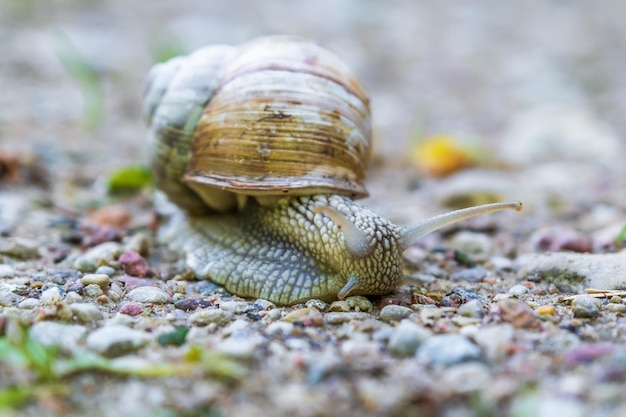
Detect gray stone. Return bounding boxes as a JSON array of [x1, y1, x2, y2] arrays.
[[219, 300, 255, 314], [83, 284, 104, 298], [266, 321, 295, 337], [345, 296, 374, 313], [387, 319, 431, 357], [416, 333, 482, 368], [473, 324, 514, 363], [508, 284, 529, 297], [18, 298, 40, 309], [457, 299, 485, 318], [324, 312, 372, 325], [0, 264, 15, 277], [189, 308, 234, 326], [0, 291, 23, 307], [328, 300, 351, 312], [95, 265, 116, 277], [572, 295, 601, 319], [64, 291, 83, 304], [517, 252, 626, 292], [70, 303, 104, 323], [73, 242, 123, 273], [125, 286, 171, 304], [30, 321, 87, 352], [605, 303, 626, 313], [81, 273, 111, 291], [304, 299, 327, 311], [379, 305, 414, 323], [449, 231, 494, 261], [86, 325, 149, 358], [40, 286, 62, 305], [0, 237, 40, 259]]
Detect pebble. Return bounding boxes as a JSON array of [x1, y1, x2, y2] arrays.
[[509, 284, 529, 297], [379, 305, 414, 323], [449, 231, 493, 261], [387, 319, 431, 357], [216, 334, 265, 359], [70, 303, 104, 323], [0, 264, 15, 277], [81, 273, 111, 291], [266, 321, 295, 337], [124, 233, 150, 255], [220, 300, 256, 314], [416, 333, 482, 368], [119, 251, 152, 277], [64, 291, 83, 304], [189, 308, 234, 326], [329, 300, 351, 312], [450, 267, 489, 283], [345, 296, 374, 312], [441, 362, 492, 393], [0, 291, 22, 307], [473, 324, 514, 363], [83, 284, 104, 298], [571, 296, 601, 319], [86, 325, 150, 358], [324, 312, 371, 325], [73, 242, 123, 272], [18, 298, 40, 309], [254, 299, 277, 310], [457, 299, 485, 318], [40, 286, 61, 305], [95, 265, 116, 277], [119, 303, 145, 316], [29, 321, 87, 353], [0, 237, 40, 259], [125, 286, 171, 304], [498, 298, 541, 329], [605, 303, 626, 313], [536, 305, 556, 316], [517, 252, 626, 292]]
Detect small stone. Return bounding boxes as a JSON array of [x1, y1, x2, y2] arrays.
[[605, 303, 626, 313], [304, 299, 327, 311], [387, 319, 431, 357], [73, 241, 123, 272], [449, 231, 493, 261], [329, 300, 351, 312], [266, 309, 282, 320], [416, 333, 482, 368], [119, 303, 144, 316], [83, 284, 104, 298], [0, 264, 15, 277], [473, 324, 514, 363], [379, 305, 414, 323], [18, 298, 40, 309], [81, 273, 111, 291], [457, 299, 485, 318], [536, 305, 556, 316], [324, 312, 371, 325], [254, 299, 276, 310], [70, 303, 104, 323], [216, 334, 265, 359], [498, 298, 541, 329], [282, 308, 323, 326], [509, 284, 529, 297], [119, 251, 152, 277], [95, 265, 116, 277], [189, 308, 234, 326], [0, 291, 22, 307], [345, 296, 374, 312], [572, 296, 601, 319], [64, 292, 83, 304], [441, 362, 492, 394], [174, 298, 201, 311], [125, 286, 171, 304], [266, 321, 294, 337], [450, 267, 489, 283], [40, 287, 61, 305], [610, 295, 623, 304], [30, 322, 87, 352], [124, 233, 150, 256], [220, 300, 256, 314], [86, 325, 149, 358], [0, 237, 40, 259]]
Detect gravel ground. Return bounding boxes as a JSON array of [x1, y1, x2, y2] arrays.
[[1, 1, 626, 416]]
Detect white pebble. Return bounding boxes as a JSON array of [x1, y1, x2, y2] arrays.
[[40, 287, 61, 305]]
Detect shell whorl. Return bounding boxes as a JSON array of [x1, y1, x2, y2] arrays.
[[145, 36, 372, 214]]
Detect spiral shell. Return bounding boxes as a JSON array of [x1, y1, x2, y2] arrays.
[[144, 35, 371, 214]]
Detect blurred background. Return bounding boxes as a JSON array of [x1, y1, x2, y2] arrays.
[[1, 0, 625, 222]]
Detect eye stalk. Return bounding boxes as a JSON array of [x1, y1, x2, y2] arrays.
[[313, 205, 373, 257], [398, 201, 523, 251]]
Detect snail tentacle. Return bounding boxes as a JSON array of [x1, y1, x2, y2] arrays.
[[313, 205, 373, 258], [338, 276, 360, 299], [398, 201, 523, 251]]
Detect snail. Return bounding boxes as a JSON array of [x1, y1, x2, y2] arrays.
[[144, 35, 521, 305]]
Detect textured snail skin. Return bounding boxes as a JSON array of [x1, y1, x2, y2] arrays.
[[160, 194, 404, 305]]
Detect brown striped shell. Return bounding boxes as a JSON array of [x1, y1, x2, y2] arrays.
[[144, 35, 371, 214]]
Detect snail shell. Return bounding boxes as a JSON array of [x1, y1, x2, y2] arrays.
[[145, 35, 371, 214], [145, 36, 522, 305]]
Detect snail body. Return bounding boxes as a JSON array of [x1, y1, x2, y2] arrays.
[[146, 36, 521, 305]]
